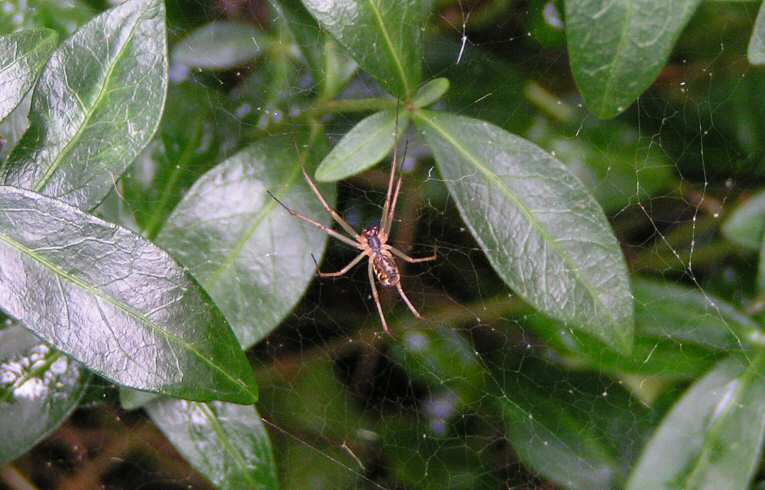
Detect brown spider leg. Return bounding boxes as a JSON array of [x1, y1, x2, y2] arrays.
[[301, 166, 360, 238], [386, 244, 437, 263], [311, 251, 365, 278], [381, 176, 402, 241], [368, 261, 390, 334], [267, 191, 362, 250], [396, 283, 423, 320]]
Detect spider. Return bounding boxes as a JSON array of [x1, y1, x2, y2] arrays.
[[267, 145, 437, 334]]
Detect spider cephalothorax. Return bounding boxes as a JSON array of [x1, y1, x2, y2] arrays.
[[268, 146, 436, 334]]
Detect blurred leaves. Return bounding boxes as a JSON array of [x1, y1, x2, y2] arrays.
[[173, 21, 267, 70], [722, 190, 765, 250], [147, 400, 278, 490], [416, 111, 634, 353], [566, 0, 702, 118], [412, 77, 450, 109], [627, 355, 765, 489], [1, 0, 167, 210], [300, 0, 423, 97], [0, 186, 257, 403], [749, 3, 765, 64], [0, 323, 89, 464], [0, 29, 58, 123]]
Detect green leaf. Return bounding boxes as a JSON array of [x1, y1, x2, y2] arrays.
[[721, 190, 765, 250], [156, 133, 333, 349], [749, 3, 765, 64], [627, 354, 765, 489], [495, 357, 650, 489], [173, 21, 267, 70], [565, 0, 702, 118], [0, 29, 58, 123], [414, 110, 634, 353], [147, 400, 278, 490], [315, 110, 409, 182], [0, 323, 89, 464], [1, 0, 168, 210], [0, 186, 257, 404], [122, 83, 227, 238], [412, 78, 449, 109], [300, 0, 423, 98]]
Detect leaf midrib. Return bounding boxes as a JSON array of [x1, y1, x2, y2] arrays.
[[199, 403, 259, 486], [596, 1, 633, 116], [0, 228, 252, 400], [414, 111, 619, 329], [32, 8, 143, 192], [365, 0, 410, 96]]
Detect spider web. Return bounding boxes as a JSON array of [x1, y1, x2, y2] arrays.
[[4, 1, 764, 489]]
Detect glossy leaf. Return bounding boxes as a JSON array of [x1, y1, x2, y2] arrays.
[[566, 0, 702, 118], [173, 21, 266, 70], [749, 3, 765, 65], [300, 0, 423, 97], [627, 355, 765, 489], [0, 323, 89, 463], [414, 111, 634, 353], [147, 400, 278, 490], [315, 110, 409, 182], [412, 78, 449, 109], [156, 133, 333, 349], [1, 0, 168, 210], [0, 29, 58, 123], [721, 190, 765, 250], [122, 83, 227, 238], [0, 186, 257, 404]]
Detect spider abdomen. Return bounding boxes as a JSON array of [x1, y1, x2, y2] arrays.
[[373, 252, 400, 288]]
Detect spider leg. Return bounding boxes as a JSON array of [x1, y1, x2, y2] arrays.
[[368, 261, 390, 334], [301, 166, 360, 238], [381, 175, 402, 241], [311, 251, 365, 278], [396, 283, 423, 320], [386, 244, 437, 263], [267, 190, 362, 250]]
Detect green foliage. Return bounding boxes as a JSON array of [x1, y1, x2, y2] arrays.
[[2, 0, 765, 488]]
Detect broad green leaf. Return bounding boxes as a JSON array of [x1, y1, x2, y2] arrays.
[[122, 83, 227, 238], [0, 29, 58, 123], [300, 0, 423, 98], [633, 278, 751, 350], [157, 133, 333, 349], [527, 116, 673, 213], [0, 186, 257, 404], [269, 0, 357, 99], [147, 400, 278, 490], [414, 111, 633, 353], [721, 190, 765, 250], [0, 323, 89, 463], [749, 3, 765, 64], [315, 110, 409, 182], [627, 354, 765, 489], [1, 0, 168, 210], [566, 0, 702, 118], [412, 78, 449, 109], [173, 21, 267, 70], [495, 357, 650, 489]]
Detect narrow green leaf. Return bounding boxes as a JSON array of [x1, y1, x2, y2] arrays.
[[412, 78, 449, 109], [1, 0, 168, 210], [147, 400, 278, 490], [315, 110, 409, 182], [300, 0, 423, 97], [0, 323, 89, 463], [173, 21, 267, 70], [0, 186, 257, 404], [566, 0, 702, 118], [414, 111, 633, 353], [157, 133, 333, 349], [749, 3, 765, 64], [627, 354, 765, 489], [0, 29, 58, 123], [721, 190, 765, 250]]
